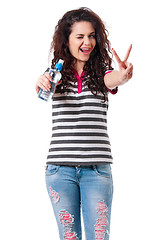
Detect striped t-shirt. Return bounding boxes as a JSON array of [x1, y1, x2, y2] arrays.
[[46, 70, 117, 166]]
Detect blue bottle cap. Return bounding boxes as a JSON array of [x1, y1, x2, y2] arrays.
[[55, 59, 64, 71]]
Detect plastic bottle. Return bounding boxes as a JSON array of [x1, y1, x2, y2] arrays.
[[38, 59, 64, 101]]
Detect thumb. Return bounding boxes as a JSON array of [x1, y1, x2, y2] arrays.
[[124, 63, 133, 75]]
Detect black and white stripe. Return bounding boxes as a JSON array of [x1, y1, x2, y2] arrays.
[[46, 81, 113, 165]]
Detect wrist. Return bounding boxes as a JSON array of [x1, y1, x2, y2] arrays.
[[119, 71, 129, 85]]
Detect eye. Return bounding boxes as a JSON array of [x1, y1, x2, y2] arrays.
[[89, 35, 95, 38], [77, 36, 83, 39]]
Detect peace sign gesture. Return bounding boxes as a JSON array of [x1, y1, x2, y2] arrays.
[[112, 44, 133, 83]]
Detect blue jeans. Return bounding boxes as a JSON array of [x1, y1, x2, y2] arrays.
[[45, 164, 113, 240]]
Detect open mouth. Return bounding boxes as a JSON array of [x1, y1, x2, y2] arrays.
[[80, 48, 91, 54]]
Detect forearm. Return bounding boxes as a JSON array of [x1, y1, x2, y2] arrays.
[[104, 70, 126, 90]]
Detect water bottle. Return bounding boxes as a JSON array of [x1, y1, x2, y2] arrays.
[[38, 59, 64, 101]]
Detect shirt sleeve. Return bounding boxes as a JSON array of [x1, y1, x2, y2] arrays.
[[104, 70, 118, 95]]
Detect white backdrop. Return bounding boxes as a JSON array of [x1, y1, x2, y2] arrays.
[[0, 0, 159, 239]]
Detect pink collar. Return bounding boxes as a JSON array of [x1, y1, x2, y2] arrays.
[[72, 69, 85, 94]]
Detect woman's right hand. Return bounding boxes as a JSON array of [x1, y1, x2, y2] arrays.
[[35, 72, 53, 94], [35, 72, 62, 94]]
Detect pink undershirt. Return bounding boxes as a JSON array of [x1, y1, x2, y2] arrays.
[[72, 69, 84, 94], [72, 69, 118, 94]]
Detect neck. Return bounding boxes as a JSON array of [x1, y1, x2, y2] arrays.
[[73, 61, 85, 77]]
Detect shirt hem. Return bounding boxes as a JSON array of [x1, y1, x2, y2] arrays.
[[46, 160, 113, 166]]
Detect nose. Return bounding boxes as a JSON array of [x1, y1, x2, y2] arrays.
[[83, 36, 91, 45]]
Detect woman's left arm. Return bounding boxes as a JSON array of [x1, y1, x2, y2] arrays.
[[104, 44, 133, 90]]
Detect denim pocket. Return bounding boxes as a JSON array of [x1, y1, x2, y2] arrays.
[[93, 164, 112, 178], [45, 164, 60, 176]]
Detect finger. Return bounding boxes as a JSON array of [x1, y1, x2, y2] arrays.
[[37, 81, 50, 92], [42, 75, 52, 90], [128, 72, 133, 79], [38, 76, 51, 91], [112, 48, 122, 64], [125, 63, 133, 75], [35, 85, 40, 94], [127, 63, 133, 72], [127, 70, 133, 80], [124, 44, 132, 62], [45, 72, 53, 82]]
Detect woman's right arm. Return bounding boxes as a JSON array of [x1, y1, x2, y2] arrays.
[[35, 72, 53, 94]]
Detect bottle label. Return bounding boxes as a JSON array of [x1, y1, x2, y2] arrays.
[[38, 89, 50, 101]]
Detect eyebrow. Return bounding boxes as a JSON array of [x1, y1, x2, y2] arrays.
[[76, 32, 95, 36]]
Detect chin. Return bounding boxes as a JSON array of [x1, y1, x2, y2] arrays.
[[80, 56, 90, 62]]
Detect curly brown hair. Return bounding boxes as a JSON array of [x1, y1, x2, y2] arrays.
[[49, 7, 113, 98]]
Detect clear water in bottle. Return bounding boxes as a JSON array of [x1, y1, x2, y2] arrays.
[[38, 59, 64, 102]]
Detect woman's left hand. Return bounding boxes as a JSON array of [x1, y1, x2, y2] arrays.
[[112, 44, 133, 84]]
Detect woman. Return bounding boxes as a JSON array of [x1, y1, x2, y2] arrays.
[[36, 7, 133, 240]]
